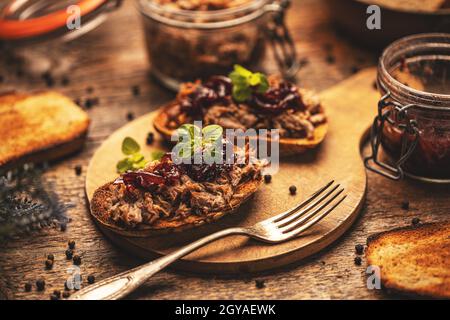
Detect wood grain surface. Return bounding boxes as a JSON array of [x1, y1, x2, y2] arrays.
[[0, 0, 449, 300]]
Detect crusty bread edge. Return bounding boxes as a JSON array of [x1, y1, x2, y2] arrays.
[[90, 174, 263, 238], [153, 101, 328, 157], [366, 221, 450, 299], [0, 91, 90, 172]]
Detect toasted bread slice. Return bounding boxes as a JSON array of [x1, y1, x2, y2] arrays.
[[153, 102, 328, 157], [366, 221, 450, 299], [0, 91, 90, 172], [90, 175, 262, 237]]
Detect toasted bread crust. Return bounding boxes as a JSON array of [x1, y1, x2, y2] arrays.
[[153, 101, 328, 157], [0, 91, 90, 171], [90, 174, 262, 237], [366, 221, 450, 299]]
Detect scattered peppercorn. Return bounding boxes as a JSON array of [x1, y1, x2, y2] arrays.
[[41, 72, 54, 87], [411, 217, 421, 226], [36, 279, 46, 291], [354, 256, 362, 266], [53, 290, 61, 298], [24, 282, 32, 292], [87, 275, 95, 284], [68, 240, 76, 249], [50, 294, 59, 300], [126, 112, 135, 121], [84, 98, 93, 109], [264, 174, 272, 184], [146, 132, 154, 145], [75, 165, 82, 176], [351, 66, 360, 74], [289, 185, 297, 195], [86, 86, 94, 94], [255, 279, 266, 289], [401, 200, 410, 210], [326, 55, 336, 64], [131, 85, 140, 96], [47, 254, 55, 261], [73, 255, 82, 266], [60, 223, 67, 232], [355, 244, 364, 255], [62, 291, 70, 298], [65, 249, 73, 260], [61, 77, 70, 86], [45, 259, 54, 270]]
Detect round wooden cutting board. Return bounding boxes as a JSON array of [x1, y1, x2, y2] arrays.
[[86, 68, 379, 273]]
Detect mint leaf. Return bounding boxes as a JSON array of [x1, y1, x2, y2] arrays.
[[229, 65, 269, 102], [116, 158, 132, 174], [122, 137, 140, 155], [202, 125, 223, 144], [151, 150, 165, 161], [232, 85, 252, 102]]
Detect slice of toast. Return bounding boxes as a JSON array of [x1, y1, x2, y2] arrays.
[[0, 91, 90, 172], [366, 221, 450, 299]]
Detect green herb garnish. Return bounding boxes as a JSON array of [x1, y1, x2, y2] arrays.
[[228, 65, 269, 102], [174, 124, 223, 159], [117, 137, 167, 173]]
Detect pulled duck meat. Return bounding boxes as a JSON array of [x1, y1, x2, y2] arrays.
[[169, 75, 326, 139], [103, 145, 262, 227]]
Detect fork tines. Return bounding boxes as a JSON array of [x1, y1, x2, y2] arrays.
[[271, 180, 347, 235]]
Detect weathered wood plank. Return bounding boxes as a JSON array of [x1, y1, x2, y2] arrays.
[[0, 0, 448, 300]]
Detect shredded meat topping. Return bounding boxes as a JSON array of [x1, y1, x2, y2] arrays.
[[102, 146, 262, 227], [170, 75, 326, 139]]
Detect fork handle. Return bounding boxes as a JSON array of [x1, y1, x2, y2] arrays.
[[69, 227, 247, 300]]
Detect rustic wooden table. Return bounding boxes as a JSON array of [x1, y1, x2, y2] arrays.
[[0, 0, 448, 300]]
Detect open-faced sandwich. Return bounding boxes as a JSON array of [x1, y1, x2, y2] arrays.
[[154, 65, 328, 155], [91, 129, 263, 237]]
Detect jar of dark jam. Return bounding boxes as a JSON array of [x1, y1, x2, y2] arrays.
[[137, 0, 298, 91], [365, 33, 450, 183]]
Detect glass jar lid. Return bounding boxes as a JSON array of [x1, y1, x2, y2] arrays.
[[0, 0, 122, 45]]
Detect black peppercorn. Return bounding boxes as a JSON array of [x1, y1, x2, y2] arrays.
[[355, 244, 364, 255], [87, 275, 95, 284], [62, 291, 70, 298], [401, 200, 410, 210], [73, 255, 82, 266], [68, 240, 76, 249], [36, 279, 45, 291], [146, 132, 154, 145], [65, 249, 73, 260], [75, 165, 82, 176], [412, 217, 421, 226], [60, 223, 67, 232], [84, 98, 93, 109], [131, 85, 140, 96], [326, 55, 336, 64], [47, 254, 54, 261], [354, 256, 362, 266], [289, 185, 297, 195], [255, 279, 265, 289], [53, 290, 61, 298], [264, 174, 272, 184], [86, 86, 94, 94], [50, 294, 59, 300], [61, 77, 70, 86], [45, 259, 54, 270], [351, 66, 360, 74], [24, 282, 32, 292], [126, 112, 135, 121]]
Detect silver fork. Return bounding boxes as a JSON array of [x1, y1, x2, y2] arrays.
[[70, 180, 346, 300]]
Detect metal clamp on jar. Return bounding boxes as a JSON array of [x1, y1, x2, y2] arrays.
[[0, 0, 122, 45], [137, 0, 298, 91], [365, 33, 450, 183]]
